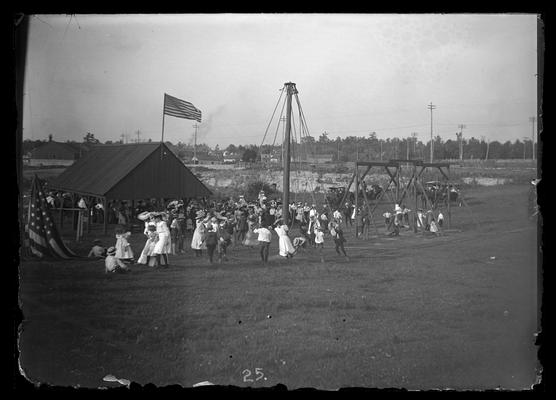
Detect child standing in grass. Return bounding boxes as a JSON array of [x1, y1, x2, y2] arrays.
[[138, 224, 158, 267], [314, 226, 325, 263], [274, 219, 295, 258], [253, 224, 272, 264], [203, 225, 218, 264], [114, 226, 134, 263], [329, 220, 349, 260], [437, 210, 444, 228], [217, 221, 232, 263]]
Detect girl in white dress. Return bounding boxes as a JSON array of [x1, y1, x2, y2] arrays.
[[274, 220, 295, 258], [152, 213, 171, 267], [137, 224, 158, 266], [114, 227, 134, 262], [191, 211, 207, 257]]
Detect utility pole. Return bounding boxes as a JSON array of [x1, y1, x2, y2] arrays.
[[135, 130, 141, 143], [406, 137, 410, 160], [457, 124, 466, 160], [428, 102, 436, 162], [193, 123, 199, 160], [523, 137, 528, 159], [529, 117, 536, 160]]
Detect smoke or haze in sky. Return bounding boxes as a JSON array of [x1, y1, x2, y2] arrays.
[[23, 13, 538, 147]]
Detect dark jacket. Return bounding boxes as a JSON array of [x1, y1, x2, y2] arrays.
[[204, 231, 218, 247]]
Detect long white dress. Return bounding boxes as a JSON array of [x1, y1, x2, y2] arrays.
[[191, 219, 207, 250], [274, 225, 295, 257], [137, 231, 158, 265], [115, 233, 134, 259], [153, 220, 171, 255]]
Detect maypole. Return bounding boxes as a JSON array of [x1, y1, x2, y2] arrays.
[[282, 82, 297, 224]]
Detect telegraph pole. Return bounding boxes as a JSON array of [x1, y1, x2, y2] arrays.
[[457, 124, 466, 160], [136, 130, 141, 143], [193, 123, 199, 160], [529, 117, 536, 160], [428, 102, 436, 162]]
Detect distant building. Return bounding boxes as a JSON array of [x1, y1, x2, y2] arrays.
[[29, 140, 93, 167]]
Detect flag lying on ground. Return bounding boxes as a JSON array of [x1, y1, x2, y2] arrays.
[[27, 174, 78, 259], [163, 93, 202, 122]]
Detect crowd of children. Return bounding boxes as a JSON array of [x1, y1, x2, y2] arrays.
[[89, 191, 448, 273]]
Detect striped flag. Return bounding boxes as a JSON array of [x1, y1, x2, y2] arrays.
[[163, 93, 202, 122], [27, 175, 78, 259]]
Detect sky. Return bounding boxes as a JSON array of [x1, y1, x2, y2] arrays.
[[22, 13, 539, 148]]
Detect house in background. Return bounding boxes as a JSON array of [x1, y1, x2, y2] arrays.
[[29, 139, 93, 167]]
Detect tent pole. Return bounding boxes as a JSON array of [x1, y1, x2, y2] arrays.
[[87, 196, 91, 234], [59, 194, 64, 229], [71, 193, 76, 231], [103, 197, 108, 235]]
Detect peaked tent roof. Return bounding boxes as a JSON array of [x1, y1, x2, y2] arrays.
[[48, 142, 212, 199]]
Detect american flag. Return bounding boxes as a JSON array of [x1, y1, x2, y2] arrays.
[[163, 93, 202, 122], [27, 175, 77, 259]]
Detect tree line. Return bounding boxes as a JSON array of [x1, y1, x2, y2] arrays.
[[23, 131, 537, 161]]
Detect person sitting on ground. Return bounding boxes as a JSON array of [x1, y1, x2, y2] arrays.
[[105, 246, 130, 273], [88, 239, 106, 258]]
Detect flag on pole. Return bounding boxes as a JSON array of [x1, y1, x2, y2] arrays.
[[27, 175, 78, 259], [163, 93, 202, 122]]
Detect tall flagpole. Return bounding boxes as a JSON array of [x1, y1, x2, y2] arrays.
[[161, 94, 166, 159]]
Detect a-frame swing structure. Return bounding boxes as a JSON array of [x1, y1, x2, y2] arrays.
[[339, 159, 458, 236]]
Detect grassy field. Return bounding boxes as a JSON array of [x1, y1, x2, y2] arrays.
[[17, 184, 539, 390]]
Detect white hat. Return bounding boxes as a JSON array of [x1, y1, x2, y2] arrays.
[[137, 211, 151, 221]]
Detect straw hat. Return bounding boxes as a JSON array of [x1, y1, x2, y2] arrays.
[[107, 246, 116, 255], [137, 211, 151, 221]]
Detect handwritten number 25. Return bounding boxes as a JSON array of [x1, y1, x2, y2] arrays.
[[242, 368, 264, 382]]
